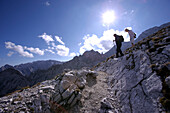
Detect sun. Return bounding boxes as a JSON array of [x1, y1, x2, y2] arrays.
[[102, 10, 116, 25]]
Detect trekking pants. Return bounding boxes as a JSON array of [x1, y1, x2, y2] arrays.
[[116, 43, 123, 57]]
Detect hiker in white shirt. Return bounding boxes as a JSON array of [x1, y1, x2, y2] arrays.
[[125, 28, 136, 47]]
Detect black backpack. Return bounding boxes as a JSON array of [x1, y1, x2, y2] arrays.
[[119, 35, 124, 42]]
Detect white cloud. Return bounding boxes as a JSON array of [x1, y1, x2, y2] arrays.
[[24, 47, 44, 55], [76, 53, 80, 56], [69, 52, 76, 57], [48, 46, 55, 50], [55, 36, 65, 45], [55, 45, 69, 56], [5, 42, 34, 58], [38, 33, 70, 56], [79, 34, 99, 54], [38, 33, 54, 45], [45, 1, 50, 6], [78, 43, 82, 46], [7, 51, 14, 57], [79, 29, 130, 54], [51, 42, 69, 56], [45, 49, 55, 54]]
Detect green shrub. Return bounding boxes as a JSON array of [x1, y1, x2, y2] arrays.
[[160, 97, 170, 110]]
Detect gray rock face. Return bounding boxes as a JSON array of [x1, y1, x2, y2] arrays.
[[96, 25, 170, 113], [50, 69, 98, 112], [0, 79, 57, 113], [97, 50, 163, 113]]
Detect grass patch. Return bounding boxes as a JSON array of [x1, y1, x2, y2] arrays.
[[106, 55, 115, 62], [152, 37, 163, 43], [5, 90, 21, 96], [32, 82, 41, 88]]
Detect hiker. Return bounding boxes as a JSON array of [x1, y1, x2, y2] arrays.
[[125, 28, 136, 47], [113, 34, 124, 58]]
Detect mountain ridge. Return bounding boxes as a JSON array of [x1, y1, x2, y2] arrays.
[[0, 60, 63, 76]]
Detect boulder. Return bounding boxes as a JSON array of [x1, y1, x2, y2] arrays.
[[50, 69, 98, 111]]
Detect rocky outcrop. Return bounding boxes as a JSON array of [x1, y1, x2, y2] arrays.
[[136, 22, 170, 43], [96, 25, 170, 112], [97, 50, 164, 112], [0, 78, 57, 113], [0, 69, 99, 113], [50, 69, 98, 112]]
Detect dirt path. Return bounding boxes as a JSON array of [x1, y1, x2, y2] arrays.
[[76, 71, 110, 113]]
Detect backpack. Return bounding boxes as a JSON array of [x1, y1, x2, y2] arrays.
[[119, 35, 124, 42], [134, 33, 136, 38]]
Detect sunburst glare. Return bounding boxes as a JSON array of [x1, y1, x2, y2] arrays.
[[102, 10, 116, 26]]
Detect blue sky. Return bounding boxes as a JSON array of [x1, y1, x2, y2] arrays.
[[0, 0, 170, 66]]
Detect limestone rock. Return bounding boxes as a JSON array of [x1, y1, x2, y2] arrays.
[[50, 69, 98, 111], [0, 79, 56, 113], [96, 25, 170, 113]]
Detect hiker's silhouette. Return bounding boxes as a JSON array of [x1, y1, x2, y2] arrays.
[[113, 34, 124, 58]]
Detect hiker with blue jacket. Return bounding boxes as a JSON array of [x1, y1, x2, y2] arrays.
[[113, 34, 124, 58]]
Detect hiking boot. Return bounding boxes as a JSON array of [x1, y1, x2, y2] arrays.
[[116, 53, 119, 58]]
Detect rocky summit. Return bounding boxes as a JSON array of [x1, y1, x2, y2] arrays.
[[0, 24, 169, 113]]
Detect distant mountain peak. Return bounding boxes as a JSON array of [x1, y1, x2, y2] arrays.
[[0, 64, 14, 72], [83, 50, 101, 57]]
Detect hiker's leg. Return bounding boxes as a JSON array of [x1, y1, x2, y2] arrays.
[[116, 47, 119, 58], [131, 43, 135, 47], [119, 44, 124, 56], [117, 46, 121, 57], [130, 38, 134, 47], [120, 49, 124, 56]]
